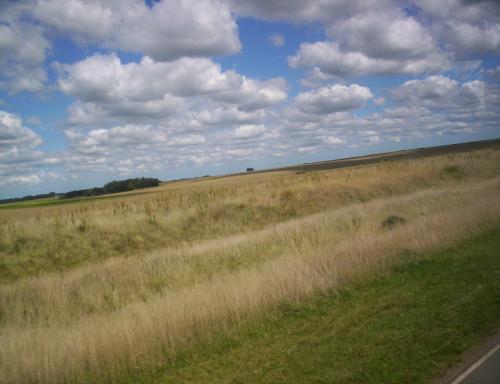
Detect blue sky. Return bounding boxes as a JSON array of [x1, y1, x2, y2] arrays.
[[1, 0, 500, 199]]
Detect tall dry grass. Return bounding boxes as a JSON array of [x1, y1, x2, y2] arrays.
[[0, 178, 498, 328], [0, 177, 499, 383], [0, 148, 498, 280]]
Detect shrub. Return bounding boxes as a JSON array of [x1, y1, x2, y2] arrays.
[[381, 215, 406, 229], [440, 165, 465, 180]]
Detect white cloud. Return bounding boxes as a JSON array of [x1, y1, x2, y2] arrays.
[[392, 76, 459, 101], [0, 22, 50, 93], [228, 124, 266, 139], [294, 84, 373, 114], [328, 10, 437, 61], [439, 22, 500, 57], [289, 41, 449, 77], [324, 136, 345, 145], [0, 174, 42, 187], [280, 2, 451, 78], [275, 75, 500, 155], [231, 0, 500, 61], [391, 76, 488, 110], [187, 107, 264, 127], [297, 146, 317, 154], [28, 0, 241, 61], [0, 110, 42, 148], [416, 0, 500, 24], [57, 54, 238, 101], [417, 0, 500, 58], [168, 134, 206, 146], [69, 125, 168, 155], [211, 77, 287, 110], [0, 110, 63, 187], [0, 0, 241, 94], [58, 54, 287, 125]]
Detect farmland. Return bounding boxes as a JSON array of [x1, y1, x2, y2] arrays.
[[0, 142, 499, 383]]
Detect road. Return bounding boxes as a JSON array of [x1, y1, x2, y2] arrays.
[[449, 343, 500, 384]]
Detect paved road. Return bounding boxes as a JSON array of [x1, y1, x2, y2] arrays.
[[450, 343, 500, 384]]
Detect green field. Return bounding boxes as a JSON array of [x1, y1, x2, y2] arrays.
[[0, 188, 163, 210]]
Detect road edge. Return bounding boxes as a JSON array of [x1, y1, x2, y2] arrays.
[[433, 327, 500, 384]]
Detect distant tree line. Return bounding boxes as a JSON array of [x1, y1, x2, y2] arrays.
[[0, 192, 57, 205], [0, 178, 161, 205], [62, 177, 161, 199]]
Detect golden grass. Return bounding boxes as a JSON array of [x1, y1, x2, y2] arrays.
[[0, 178, 498, 328], [0, 181, 499, 382], [1, 148, 499, 280], [0, 147, 499, 383]]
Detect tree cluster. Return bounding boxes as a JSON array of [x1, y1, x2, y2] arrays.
[[62, 178, 160, 199]]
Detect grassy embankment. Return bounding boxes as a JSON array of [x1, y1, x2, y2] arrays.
[[142, 227, 500, 384], [0, 146, 498, 383]]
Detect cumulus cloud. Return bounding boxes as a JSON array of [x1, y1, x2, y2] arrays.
[[52, 48, 288, 179], [327, 10, 437, 61], [67, 125, 169, 155], [186, 107, 264, 127], [233, 0, 500, 63], [28, 0, 241, 61], [227, 124, 266, 139], [211, 77, 287, 111], [294, 84, 373, 114], [392, 76, 459, 101], [0, 110, 62, 186], [168, 134, 206, 146], [64, 122, 270, 174], [391, 76, 489, 110], [0, 174, 42, 187], [324, 136, 345, 145], [58, 54, 287, 125], [0, 22, 50, 93], [289, 41, 449, 77], [0, 111, 42, 148], [57, 54, 238, 101], [237, 1, 451, 78], [276, 75, 500, 155], [417, 0, 500, 58], [0, 0, 241, 95], [439, 22, 500, 58]]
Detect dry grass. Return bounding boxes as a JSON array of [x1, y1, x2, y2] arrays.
[[0, 147, 499, 383], [1, 148, 499, 280], [0, 178, 498, 328]]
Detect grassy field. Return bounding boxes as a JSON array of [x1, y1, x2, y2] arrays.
[[0, 144, 499, 383], [145, 227, 500, 384], [1, 146, 499, 280]]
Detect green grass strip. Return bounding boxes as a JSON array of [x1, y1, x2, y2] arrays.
[[136, 227, 500, 384]]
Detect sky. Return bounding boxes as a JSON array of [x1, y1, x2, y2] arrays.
[[1, 0, 500, 199]]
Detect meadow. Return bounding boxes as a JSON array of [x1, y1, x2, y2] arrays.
[[0, 145, 499, 383]]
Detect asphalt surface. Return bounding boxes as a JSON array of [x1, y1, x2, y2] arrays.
[[450, 343, 500, 384]]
